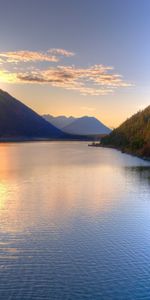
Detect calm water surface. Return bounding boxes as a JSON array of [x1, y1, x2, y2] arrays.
[[0, 142, 150, 300]]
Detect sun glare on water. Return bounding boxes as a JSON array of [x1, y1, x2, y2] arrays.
[[0, 183, 8, 210]]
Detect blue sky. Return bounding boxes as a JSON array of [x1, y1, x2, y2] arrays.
[[0, 0, 149, 127]]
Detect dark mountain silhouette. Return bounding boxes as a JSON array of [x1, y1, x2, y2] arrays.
[[43, 114, 75, 129], [101, 105, 150, 159], [0, 89, 65, 139], [62, 116, 111, 135]]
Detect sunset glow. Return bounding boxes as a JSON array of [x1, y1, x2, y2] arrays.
[[0, 2, 150, 299], [0, 0, 149, 127]]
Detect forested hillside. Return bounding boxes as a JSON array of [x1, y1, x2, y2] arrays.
[[101, 106, 150, 159]]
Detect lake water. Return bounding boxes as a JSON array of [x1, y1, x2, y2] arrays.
[[0, 142, 150, 300]]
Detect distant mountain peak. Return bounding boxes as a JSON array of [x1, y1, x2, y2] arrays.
[[43, 114, 111, 135], [61, 116, 111, 135], [43, 114, 75, 129]]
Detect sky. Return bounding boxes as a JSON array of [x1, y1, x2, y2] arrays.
[[0, 0, 149, 128]]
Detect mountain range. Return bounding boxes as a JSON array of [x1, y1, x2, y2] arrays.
[[43, 115, 111, 136], [0, 89, 111, 140], [43, 114, 75, 129], [101, 105, 150, 159]]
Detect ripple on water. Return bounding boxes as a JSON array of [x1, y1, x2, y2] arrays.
[[0, 142, 150, 299]]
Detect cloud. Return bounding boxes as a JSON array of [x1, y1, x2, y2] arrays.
[[81, 106, 95, 112], [15, 65, 132, 95], [48, 48, 75, 57], [0, 50, 58, 63], [0, 48, 74, 64], [0, 49, 133, 96]]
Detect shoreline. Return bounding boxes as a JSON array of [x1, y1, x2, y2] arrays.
[[0, 138, 93, 143], [88, 143, 150, 162]]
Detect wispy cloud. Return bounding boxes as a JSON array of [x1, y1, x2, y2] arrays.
[[0, 48, 74, 63], [81, 106, 95, 112], [16, 65, 132, 95], [0, 49, 133, 96], [48, 48, 75, 57]]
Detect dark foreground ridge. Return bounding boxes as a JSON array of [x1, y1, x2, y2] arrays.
[[0, 89, 67, 139], [100, 105, 150, 160]]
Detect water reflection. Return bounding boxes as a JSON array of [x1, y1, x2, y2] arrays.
[[0, 143, 149, 234], [124, 166, 150, 186], [0, 142, 150, 299], [0, 183, 8, 210]]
